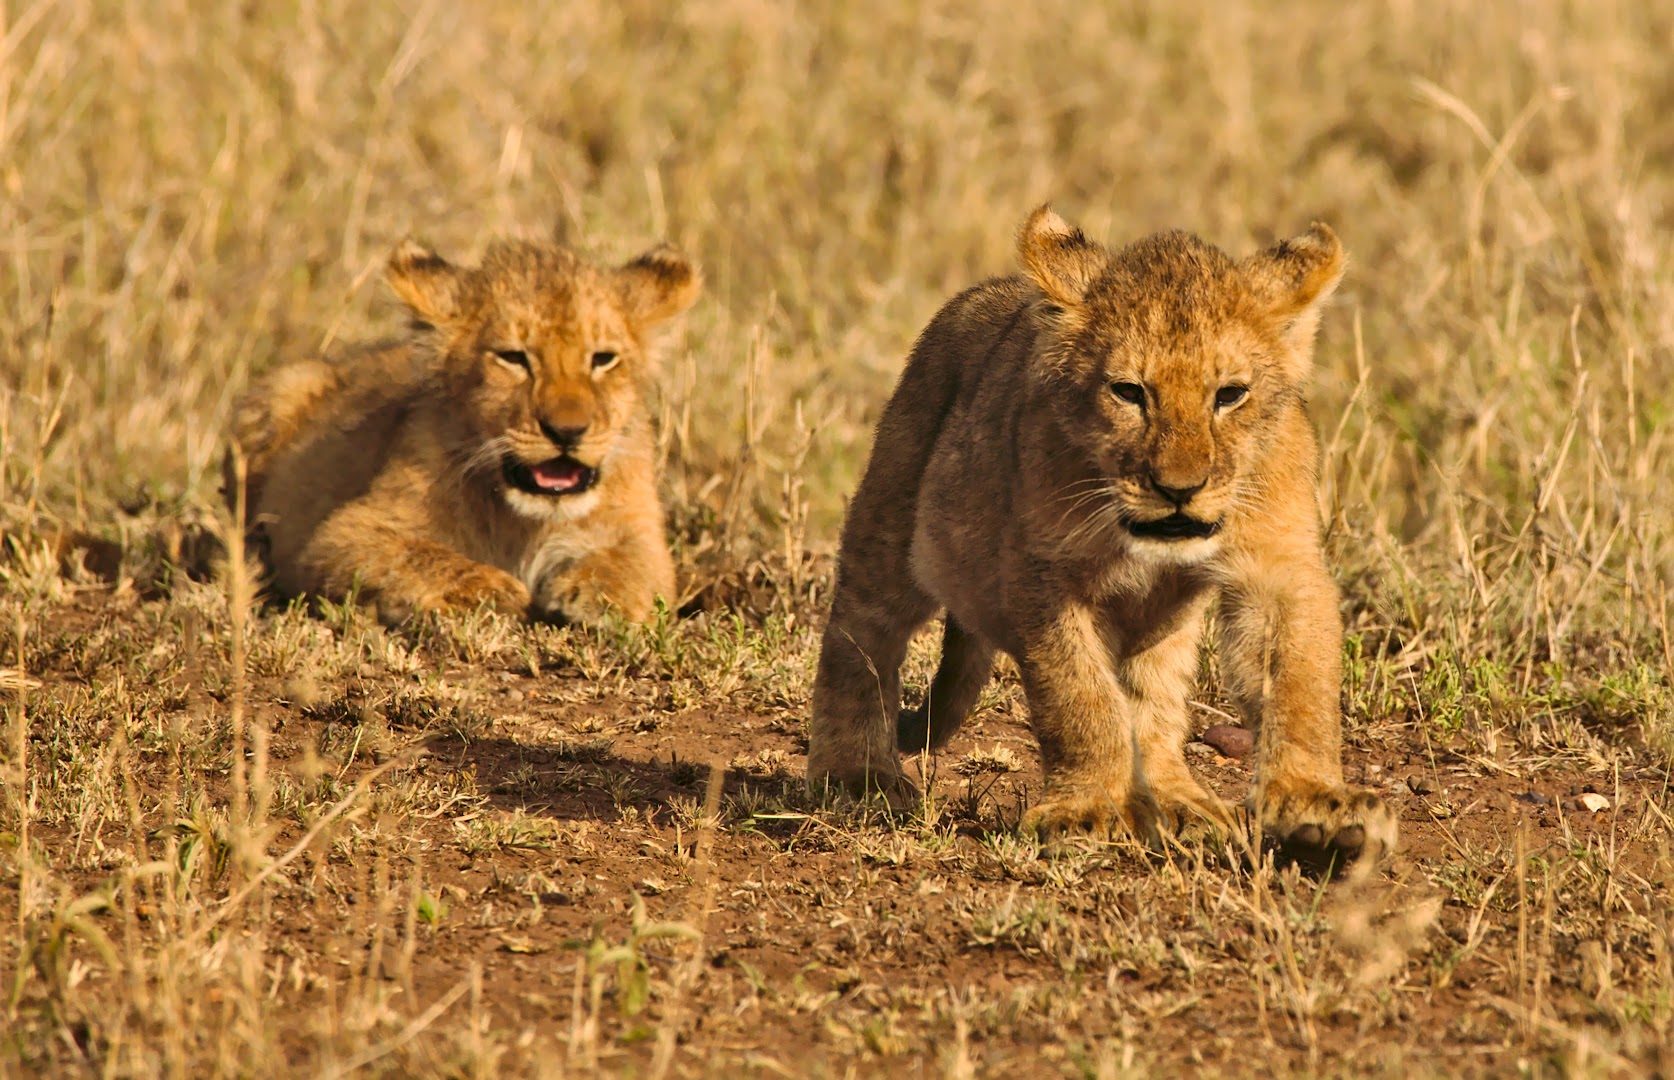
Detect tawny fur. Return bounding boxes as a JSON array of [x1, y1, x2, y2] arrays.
[[807, 206, 1396, 866], [229, 236, 700, 625]]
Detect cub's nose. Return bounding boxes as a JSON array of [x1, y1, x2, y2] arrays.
[[539, 419, 589, 450], [1149, 473, 1206, 506]]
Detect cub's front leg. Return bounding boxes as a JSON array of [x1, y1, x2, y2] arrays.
[[1018, 602, 1159, 843], [302, 502, 530, 625], [1219, 546, 1397, 869], [529, 528, 677, 626]]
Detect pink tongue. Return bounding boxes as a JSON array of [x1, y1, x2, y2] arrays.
[[529, 459, 586, 491]]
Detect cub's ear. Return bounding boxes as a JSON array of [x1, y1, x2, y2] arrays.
[[386, 240, 462, 327], [1242, 222, 1345, 364], [1017, 205, 1108, 310], [616, 246, 702, 326]]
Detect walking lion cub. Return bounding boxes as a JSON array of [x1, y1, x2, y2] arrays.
[[231, 236, 699, 625], [808, 207, 1395, 866]]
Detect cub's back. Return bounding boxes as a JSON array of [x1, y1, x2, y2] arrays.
[[865, 276, 1039, 481], [831, 276, 1040, 593]]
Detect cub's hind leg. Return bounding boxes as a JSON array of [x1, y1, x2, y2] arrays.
[[807, 570, 937, 808], [897, 616, 996, 755], [807, 444, 941, 806], [807, 320, 964, 807], [229, 361, 345, 479], [224, 359, 345, 518]]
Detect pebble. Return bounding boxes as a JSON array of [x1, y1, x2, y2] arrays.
[[1575, 792, 1610, 813], [1200, 724, 1253, 760], [1405, 775, 1436, 796]]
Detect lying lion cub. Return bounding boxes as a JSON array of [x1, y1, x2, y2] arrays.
[[231, 236, 699, 625], [808, 206, 1395, 866]]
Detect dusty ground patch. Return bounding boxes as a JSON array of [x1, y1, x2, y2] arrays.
[[4, 586, 1670, 1075]]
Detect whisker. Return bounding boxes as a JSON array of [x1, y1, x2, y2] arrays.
[[1054, 486, 1115, 515], [1052, 484, 1118, 532], [1055, 476, 1114, 492], [448, 435, 517, 487], [1048, 479, 1115, 505], [1064, 501, 1129, 548]]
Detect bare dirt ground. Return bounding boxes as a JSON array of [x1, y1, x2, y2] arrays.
[[6, 579, 1671, 1076]]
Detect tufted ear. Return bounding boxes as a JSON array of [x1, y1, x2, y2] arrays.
[[1017, 205, 1108, 311], [1241, 222, 1345, 366], [616, 245, 702, 326], [386, 240, 463, 327]]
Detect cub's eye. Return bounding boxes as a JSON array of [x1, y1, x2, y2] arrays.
[[1214, 385, 1249, 409], [493, 349, 530, 370], [590, 350, 620, 371], [1110, 382, 1145, 406]]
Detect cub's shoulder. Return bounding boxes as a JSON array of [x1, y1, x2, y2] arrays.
[[923, 275, 1037, 336], [903, 274, 1040, 380]]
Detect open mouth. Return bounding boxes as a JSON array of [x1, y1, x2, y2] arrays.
[[1126, 513, 1221, 541], [502, 455, 597, 497]]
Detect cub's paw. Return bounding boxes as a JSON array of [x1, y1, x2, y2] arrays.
[[1150, 778, 1237, 838], [530, 576, 613, 628], [441, 566, 532, 616], [1256, 784, 1397, 872], [1022, 786, 1160, 846], [805, 762, 922, 814]]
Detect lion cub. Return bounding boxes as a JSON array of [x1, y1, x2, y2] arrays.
[[808, 206, 1396, 866], [231, 236, 700, 625]]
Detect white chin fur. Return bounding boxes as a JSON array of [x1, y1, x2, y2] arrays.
[[504, 486, 602, 522], [1125, 534, 1223, 565]]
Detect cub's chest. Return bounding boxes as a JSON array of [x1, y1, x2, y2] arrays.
[[1086, 557, 1218, 648]]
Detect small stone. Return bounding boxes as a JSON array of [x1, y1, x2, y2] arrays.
[[1405, 775, 1436, 796], [499, 935, 547, 955], [1576, 792, 1610, 814], [1200, 724, 1253, 760]]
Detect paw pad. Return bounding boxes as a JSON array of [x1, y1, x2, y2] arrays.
[[1259, 783, 1397, 873]]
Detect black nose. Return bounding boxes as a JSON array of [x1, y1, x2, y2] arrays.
[[1150, 475, 1205, 506], [540, 420, 588, 450]]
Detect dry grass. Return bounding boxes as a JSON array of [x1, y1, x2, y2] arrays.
[[3, 0, 1673, 1075]]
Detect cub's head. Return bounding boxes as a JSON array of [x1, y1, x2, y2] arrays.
[[1018, 206, 1344, 561], [386, 237, 701, 519]]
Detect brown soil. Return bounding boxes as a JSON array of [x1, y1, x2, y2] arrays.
[[10, 593, 1669, 1077]]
